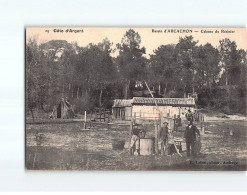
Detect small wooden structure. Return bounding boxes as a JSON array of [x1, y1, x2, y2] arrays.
[[112, 99, 133, 120], [112, 97, 196, 121]]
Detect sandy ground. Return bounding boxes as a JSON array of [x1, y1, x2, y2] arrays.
[[25, 114, 247, 171]]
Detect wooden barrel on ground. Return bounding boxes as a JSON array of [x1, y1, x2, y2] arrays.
[[140, 138, 154, 155]]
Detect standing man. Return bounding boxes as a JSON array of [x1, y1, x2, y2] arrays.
[[174, 115, 182, 132], [130, 123, 141, 156], [160, 122, 169, 155], [184, 120, 200, 157], [186, 109, 193, 122]]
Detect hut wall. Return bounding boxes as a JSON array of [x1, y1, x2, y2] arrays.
[[125, 107, 132, 120], [132, 105, 194, 120]]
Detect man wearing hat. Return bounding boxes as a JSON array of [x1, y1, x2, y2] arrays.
[[129, 123, 141, 155], [186, 109, 193, 122], [184, 120, 200, 157], [160, 121, 169, 155]]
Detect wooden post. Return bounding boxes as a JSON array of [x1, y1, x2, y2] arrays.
[[71, 84, 73, 98], [202, 114, 205, 135], [140, 110, 142, 119], [154, 120, 158, 154], [200, 114, 204, 135], [112, 108, 115, 120], [77, 87, 79, 99], [103, 109, 106, 122], [99, 109, 102, 122], [158, 113, 161, 139], [84, 111, 87, 129], [89, 110, 92, 128], [129, 117, 133, 147], [134, 112, 136, 124], [107, 111, 110, 130], [174, 114, 177, 132], [119, 109, 122, 121]]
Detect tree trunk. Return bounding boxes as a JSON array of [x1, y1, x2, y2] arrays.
[[71, 84, 73, 98], [192, 68, 195, 95], [125, 83, 128, 99], [30, 108, 34, 122], [77, 86, 79, 99], [124, 81, 130, 99], [99, 87, 103, 107], [85, 89, 88, 97], [158, 83, 161, 95], [206, 70, 209, 89], [225, 70, 228, 86], [164, 83, 167, 96]]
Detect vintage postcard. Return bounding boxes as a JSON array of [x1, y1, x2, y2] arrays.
[[25, 27, 247, 171]]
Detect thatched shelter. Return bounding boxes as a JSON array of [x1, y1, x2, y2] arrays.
[[50, 98, 75, 119]]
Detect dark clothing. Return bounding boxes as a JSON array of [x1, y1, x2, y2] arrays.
[[160, 126, 168, 140], [186, 140, 195, 157], [186, 112, 193, 122], [174, 117, 182, 131], [160, 126, 169, 155], [184, 124, 200, 157], [132, 128, 141, 136], [184, 125, 200, 142], [174, 118, 182, 126]]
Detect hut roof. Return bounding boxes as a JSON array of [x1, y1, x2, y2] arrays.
[[132, 97, 195, 106], [112, 99, 133, 107], [113, 97, 195, 107]]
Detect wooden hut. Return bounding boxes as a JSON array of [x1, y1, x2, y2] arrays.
[[112, 97, 195, 120]]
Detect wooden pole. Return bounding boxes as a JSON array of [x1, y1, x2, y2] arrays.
[[154, 120, 158, 154], [89, 110, 92, 128], [158, 113, 161, 139], [173, 114, 176, 132], [84, 111, 87, 129], [107, 111, 110, 130], [202, 114, 205, 135], [112, 108, 115, 120], [103, 109, 106, 122], [129, 117, 133, 147]]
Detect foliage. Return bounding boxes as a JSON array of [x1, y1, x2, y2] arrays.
[[116, 29, 147, 98], [26, 31, 247, 116]]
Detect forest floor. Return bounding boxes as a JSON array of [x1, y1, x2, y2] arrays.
[[25, 112, 247, 171]]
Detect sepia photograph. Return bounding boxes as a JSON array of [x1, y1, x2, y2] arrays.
[[25, 27, 247, 171]]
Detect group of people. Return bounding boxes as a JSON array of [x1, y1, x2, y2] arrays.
[[130, 110, 201, 158]]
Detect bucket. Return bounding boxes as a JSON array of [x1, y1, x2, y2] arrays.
[[140, 138, 154, 155]]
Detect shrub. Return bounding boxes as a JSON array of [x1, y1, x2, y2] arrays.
[[72, 95, 96, 114]]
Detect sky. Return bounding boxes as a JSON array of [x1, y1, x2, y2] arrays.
[[26, 27, 247, 58]]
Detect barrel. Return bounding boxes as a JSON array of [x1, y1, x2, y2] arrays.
[[140, 138, 154, 155]]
